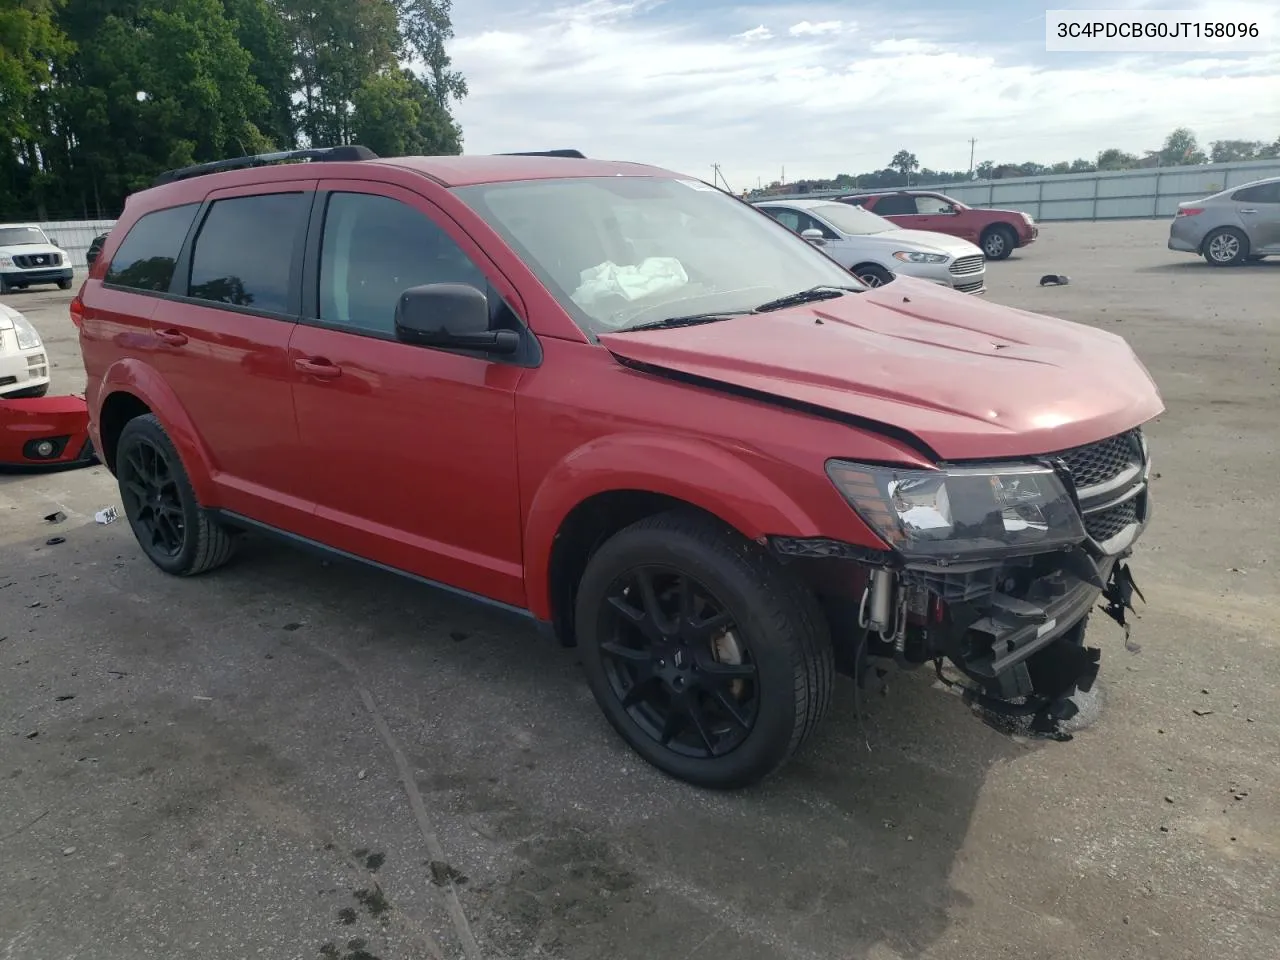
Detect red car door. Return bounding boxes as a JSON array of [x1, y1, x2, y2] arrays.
[[146, 180, 316, 530], [287, 180, 528, 607]]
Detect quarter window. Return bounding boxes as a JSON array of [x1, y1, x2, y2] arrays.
[[187, 193, 309, 314], [104, 203, 200, 292], [1231, 182, 1280, 203], [317, 192, 488, 336]]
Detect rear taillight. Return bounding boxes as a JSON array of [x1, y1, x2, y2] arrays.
[[1176, 207, 1204, 218], [69, 294, 85, 329]]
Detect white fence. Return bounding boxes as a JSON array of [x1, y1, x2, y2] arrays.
[[25, 219, 117, 270], [761, 159, 1280, 222]]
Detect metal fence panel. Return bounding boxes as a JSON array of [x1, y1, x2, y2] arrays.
[[761, 159, 1280, 222]]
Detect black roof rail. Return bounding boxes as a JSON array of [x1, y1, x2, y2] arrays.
[[498, 149, 587, 159], [152, 145, 380, 187]]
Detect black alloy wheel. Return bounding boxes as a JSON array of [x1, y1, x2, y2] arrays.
[[119, 435, 186, 560], [600, 565, 759, 759], [115, 414, 238, 576], [575, 510, 833, 789]]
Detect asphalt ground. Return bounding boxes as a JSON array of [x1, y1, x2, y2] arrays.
[[2, 221, 1278, 960]]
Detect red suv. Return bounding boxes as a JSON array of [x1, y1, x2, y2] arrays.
[[839, 190, 1039, 260], [74, 147, 1161, 788]]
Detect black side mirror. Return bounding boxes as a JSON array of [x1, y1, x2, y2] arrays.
[[394, 283, 519, 355]]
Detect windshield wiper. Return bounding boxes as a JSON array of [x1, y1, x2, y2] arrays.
[[753, 286, 857, 313], [617, 312, 744, 333]]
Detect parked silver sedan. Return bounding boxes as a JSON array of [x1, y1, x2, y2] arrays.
[[1168, 176, 1279, 266], [753, 199, 986, 293]]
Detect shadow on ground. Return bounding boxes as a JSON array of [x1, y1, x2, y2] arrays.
[[2, 524, 1039, 960]]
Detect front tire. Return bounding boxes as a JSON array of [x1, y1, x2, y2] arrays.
[[981, 225, 1017, 260], [575, 510, 834, 789], [57, 279, 73, 290], [116, 414, 237, 576], [1203, 227, 1249, 266], [853, 263, 894, 287]]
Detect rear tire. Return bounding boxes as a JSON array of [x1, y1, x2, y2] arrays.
[[574, 510, 834, 789], [853, 263, 894, 287], [1202, 227, 1249, 266], [57, 279, 73, 290], [981, 225, 1017, 260], [116, 414, 237, 576]]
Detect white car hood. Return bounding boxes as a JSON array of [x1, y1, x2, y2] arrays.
[[840, 229, 984, 258]]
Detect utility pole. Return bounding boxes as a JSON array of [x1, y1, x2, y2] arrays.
[[968, 138, 977, 178]]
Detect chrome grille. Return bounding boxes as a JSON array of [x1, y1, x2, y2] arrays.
[[13, 253, 61, 268], [949, 255, 985, 276], [1058, 429, 1142, 489]]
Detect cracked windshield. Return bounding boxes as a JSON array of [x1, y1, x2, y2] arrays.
[[456, 176, 860, 333]]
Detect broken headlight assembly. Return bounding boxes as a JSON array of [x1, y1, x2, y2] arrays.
[[826, 460, 1086, 564]]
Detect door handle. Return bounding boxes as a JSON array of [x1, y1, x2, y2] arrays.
[[155, 328, 188, 346], [1239, 208, 1258, 214], [294, 357, 343, 379]]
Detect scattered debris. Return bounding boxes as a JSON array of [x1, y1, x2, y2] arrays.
[[352, 887, 390, 917], [336, 907, 358, 926], [1039, 274, 1070, 286], [27, 601, 40, 608], [62, 847, 76, 856], [94, 506, 120, 525], [428, 860, 468, 887], [1164, 796, 1175, 804], [43, 511, 66, 524], [357, 769, 367, 781], [1192, 708, 1214, 717], [24, 730, 38, 739], [45, 537, 65, 546], [193, 696, 213, 701], [55, 695, 75, 702], [1159, 825, 1170, 833], [282, 622, 302, 632]]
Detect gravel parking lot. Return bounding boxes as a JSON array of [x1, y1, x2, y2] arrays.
[[3, 220, 1278, 960]]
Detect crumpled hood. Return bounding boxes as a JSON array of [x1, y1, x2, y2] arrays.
[[599, 277, 1164, 461]]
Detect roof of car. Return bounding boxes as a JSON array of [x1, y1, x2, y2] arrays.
[[0, 222, 43, 229], [753, 198, 840, 209], [376, 154, 677, 187]]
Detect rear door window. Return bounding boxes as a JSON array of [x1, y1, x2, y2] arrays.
[[104, 203, 200, 292], [874, 194, 917, 216], [1231, 182, 1280, 203], [914, 195, 953, 214], [186, 193, 310, 314]]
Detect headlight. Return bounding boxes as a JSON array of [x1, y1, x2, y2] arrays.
[[826, 460, 1085, 563], [1022, 212, 1035, 224], [12, 314, 43, 350], [892, 251, 949, 264], [0, 256, 12, 267]]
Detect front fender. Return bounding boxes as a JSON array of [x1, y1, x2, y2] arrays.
[[99, 358, 218, 504], [522, 433, 823, 621]]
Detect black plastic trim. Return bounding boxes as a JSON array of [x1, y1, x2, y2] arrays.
[[212, 510, 540, 625]]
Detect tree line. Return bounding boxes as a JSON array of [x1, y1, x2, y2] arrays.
[[753, 127, 1280, 197], [1, 0, 466, 221]]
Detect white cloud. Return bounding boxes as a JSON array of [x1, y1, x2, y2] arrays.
[[870, 38, 940, 54], [448, 1, 1280, 188], [789, 20, 845, 36], [735, 25, 772, 42]]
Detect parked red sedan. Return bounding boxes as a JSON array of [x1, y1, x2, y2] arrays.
[[839, 190, 1038, 260]]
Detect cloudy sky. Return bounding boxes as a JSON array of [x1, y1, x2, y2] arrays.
[[445, 0, 1280, 189]]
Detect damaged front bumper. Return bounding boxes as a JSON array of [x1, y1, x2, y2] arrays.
[[775, 426, 1155, 735], [0, 395, 98, 470]]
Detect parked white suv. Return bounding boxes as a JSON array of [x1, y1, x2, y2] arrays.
[[0, 223, 75, 293], [0, 302, 50, 398]]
